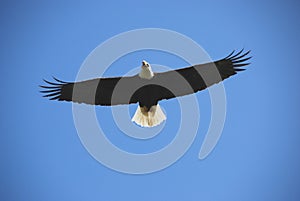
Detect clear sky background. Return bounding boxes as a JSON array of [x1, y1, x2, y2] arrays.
[[1, 0, 300, 200]]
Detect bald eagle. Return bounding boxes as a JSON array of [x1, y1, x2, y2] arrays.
[[40, 49, 251, 127]]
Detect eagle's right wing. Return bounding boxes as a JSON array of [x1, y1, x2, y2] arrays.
[[40, 76, 144, 106]]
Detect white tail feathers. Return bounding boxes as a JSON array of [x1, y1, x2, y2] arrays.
[[132, 104, 166, 127]]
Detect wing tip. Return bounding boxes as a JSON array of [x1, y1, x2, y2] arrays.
[[40, 77, 65, 100], [225, 49, 252, 72]]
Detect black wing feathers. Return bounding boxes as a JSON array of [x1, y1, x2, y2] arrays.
[[40, 76, 142, 105], [40, 49, 251, 106], [150, 49, 251, 101]]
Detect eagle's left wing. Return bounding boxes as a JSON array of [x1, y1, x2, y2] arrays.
[[149, 49, 251, 102]]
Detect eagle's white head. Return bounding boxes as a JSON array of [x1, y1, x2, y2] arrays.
[[139, 60, 154, 79]]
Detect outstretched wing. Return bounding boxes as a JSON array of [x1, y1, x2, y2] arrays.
[[40, 76, 145, 105], [149, 49, 251, 101], [41, 49, 251, 106]]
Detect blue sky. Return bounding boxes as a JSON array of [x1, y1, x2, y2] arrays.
[[1, 0, 300, 200]]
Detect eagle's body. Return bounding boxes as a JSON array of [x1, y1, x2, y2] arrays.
[[41, 50, 251, 127], [132, 60, 166, 127]]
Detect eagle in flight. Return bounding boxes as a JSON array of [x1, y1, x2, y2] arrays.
[[40, 49, 251, 127]]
